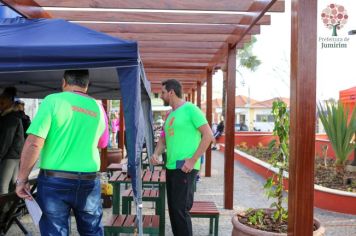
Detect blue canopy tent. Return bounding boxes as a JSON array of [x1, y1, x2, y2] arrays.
[[0, 17, 154, 234]]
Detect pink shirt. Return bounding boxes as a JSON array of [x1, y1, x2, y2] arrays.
[[111, 119, 119, 133]]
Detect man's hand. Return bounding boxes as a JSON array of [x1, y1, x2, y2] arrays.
[[181, 157, 197, 173], [150, 153, 160, 165], [15, 181, 32, 200]]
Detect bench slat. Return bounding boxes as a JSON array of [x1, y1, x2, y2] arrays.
[[105, 215, 160, 229], [190, 201, 219, 215], [143, 215, 152, 228], [143, 170, 153, 182], [113, 215, 127, 227], [107, 163, 123, 171], [123, 215, 136, 227], [151, 170, 159, 182], [160, 169, 166, 182], [152, 215, 160, 228]]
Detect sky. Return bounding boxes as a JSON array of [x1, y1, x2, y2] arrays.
[[212, 0, 356, 102]]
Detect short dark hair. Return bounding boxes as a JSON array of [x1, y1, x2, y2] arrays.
[[63, 70, 89, 88], [0, 86, 17, 102], [162, 79, 182, 98]]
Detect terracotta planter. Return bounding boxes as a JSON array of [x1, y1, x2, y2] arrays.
[[231, 210, 325, 236], [107, 150, 123, 164]]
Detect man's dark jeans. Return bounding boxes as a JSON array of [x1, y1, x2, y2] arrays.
[[37, 172, 103, 236], [166, 169, 198, 236]]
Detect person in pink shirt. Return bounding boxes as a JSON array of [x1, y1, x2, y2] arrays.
[[111, 112, 119, 147]]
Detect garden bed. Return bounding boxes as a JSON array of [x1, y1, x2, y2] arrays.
[[237, 146, 355, 193], [218, 145, 356, 215]]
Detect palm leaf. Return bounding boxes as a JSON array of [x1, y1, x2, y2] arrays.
[[317, 102, 356, 165]]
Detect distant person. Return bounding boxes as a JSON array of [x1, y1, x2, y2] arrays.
[[15, 70, 109, 235], [0, 87, 24, 194], [15, 99, 31, 139], [212, 120, 224, 150], [150, 79, 214, 236], [111, 112, 119, 147]]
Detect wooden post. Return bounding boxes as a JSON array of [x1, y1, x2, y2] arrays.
[[288, 0, 317, 235], [192, 88, 196, 104], [205, 69, 213, 177], [119, 100, 125, 155], [188, 93, 191, 102], [224, 45, 236, 209], [100, 99, 108, 172], [197, 81, 202, 109]]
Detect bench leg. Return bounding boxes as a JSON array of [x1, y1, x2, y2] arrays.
[[121, 197, 128, 214], [209, 217, 213, 235], [14, 218, 31, 235], [159, 183, 166, 236], [112, 183, 121, 214], [214, 216, 219, 236]]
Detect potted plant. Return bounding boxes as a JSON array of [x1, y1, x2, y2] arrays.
[[317, 102, 356, 174], [232, 100, 325, 235]]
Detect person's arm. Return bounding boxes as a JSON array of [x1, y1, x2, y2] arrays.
[[150, 135, 166, 165], [182, 124, 214, 173], [16, 134, 45, 199]]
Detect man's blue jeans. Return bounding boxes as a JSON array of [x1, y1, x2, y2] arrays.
[[36, 172, 103, 236]]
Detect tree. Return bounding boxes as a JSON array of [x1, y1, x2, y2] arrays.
[[321, 4, 348, 36], [221, 36, 261, 119]]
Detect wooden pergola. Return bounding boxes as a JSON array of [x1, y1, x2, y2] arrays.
[[1, 0, 318, 235]]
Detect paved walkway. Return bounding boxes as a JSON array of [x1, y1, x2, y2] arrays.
[[6, 150, 356, 235]]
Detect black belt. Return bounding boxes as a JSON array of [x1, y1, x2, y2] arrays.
[[40, 170, 99, 180]]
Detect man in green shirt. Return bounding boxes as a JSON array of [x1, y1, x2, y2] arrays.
[[151, 79, 214, 236], [15, 70, 109, 235]]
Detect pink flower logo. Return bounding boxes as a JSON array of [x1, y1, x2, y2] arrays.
[[321, 4, 348, 36]]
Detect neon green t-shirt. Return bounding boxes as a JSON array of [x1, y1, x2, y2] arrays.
[[27, 92, 106, 172], [164, 102, 208, 170]]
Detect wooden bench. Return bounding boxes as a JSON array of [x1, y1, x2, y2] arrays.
[[121, 188, 160, 215], [104, 214, 159, 235], [106, 163, 123, 177], [190, 201, 219, 236]]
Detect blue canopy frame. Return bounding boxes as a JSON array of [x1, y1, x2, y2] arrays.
[[0, 17, 155, 233]]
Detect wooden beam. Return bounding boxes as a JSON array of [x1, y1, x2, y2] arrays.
[[139, 41, 225, 49], [208, 0, 279, 67], [288, 0, 317, 235], [192, 88, 196, 104], [146, 73, 205, 80], [37, 0, 285, 12], [78, 22, 260, 35], [143, 58, 216, 63], [1, 0, 51, 18], [197, 81, 202, 108], [145, 68, 207, 74], [205, 69, 213, 177], [119, 100, 125, 152], [224, 45, 236, 210], [111, 33, 237, 43], [140, 48, 221, 54], [144, 62, 209, 68], [48, 10, 271, 25], [151, 84, 195, 93], [151, 81, 197, 85], [142, 53, 216, 59]]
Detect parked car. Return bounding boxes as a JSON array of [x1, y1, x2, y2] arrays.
[[235, 123, 249, 132]]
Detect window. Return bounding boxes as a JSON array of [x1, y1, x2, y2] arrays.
[[256, 114, 274, 122]]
